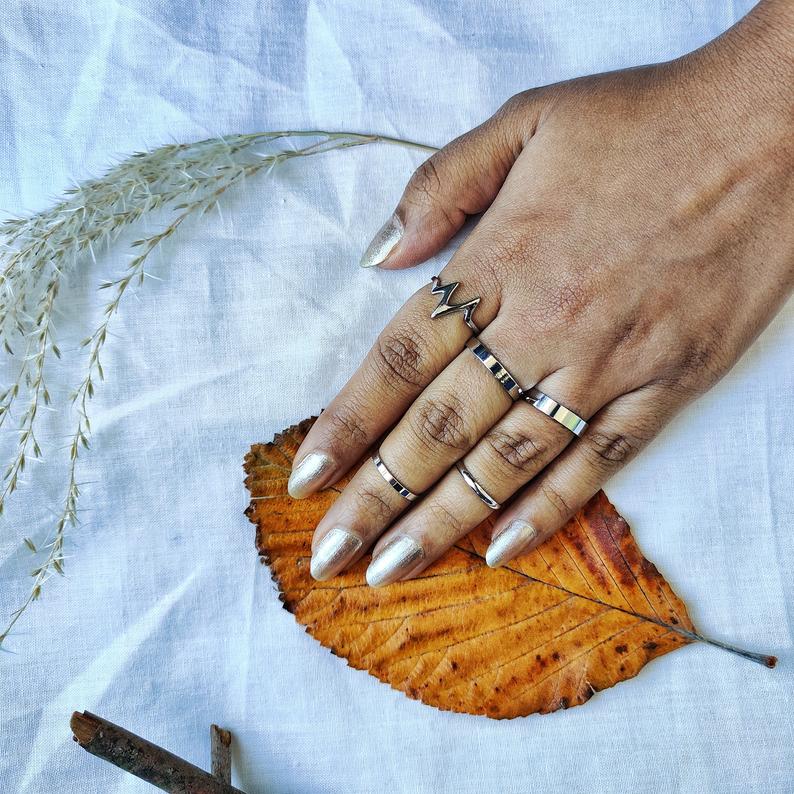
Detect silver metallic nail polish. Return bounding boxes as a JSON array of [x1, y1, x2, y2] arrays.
[[366, 535, 424, 587], [359, 214, 403, 268], [288, 452, 334, 499], [486, 520, 540, 568], [310, 527, 363, 581]]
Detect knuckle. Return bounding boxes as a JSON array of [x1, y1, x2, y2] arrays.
[[582, 428, 642, 469], [374, 329, 428, 390], [356, 485, 395, 524], [610, 312, 648, 350], [496, 91, 529, 120], [519, 261, 594, 334], [678, 339, 715, 375], [412, 394, 470, 453], [676, 336, 731, 388], [484, 428, 547, 474], [460, 228, 528, 292], [646, 376, 695, 404], [326, 403, 369, 450], [493, 89, 541, 133], [407, 157, 443, 205], [480, 226, 530, 270], [541, 280, 590, 329]]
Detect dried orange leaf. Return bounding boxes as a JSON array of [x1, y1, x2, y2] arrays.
[[244, 418, 769, 719]]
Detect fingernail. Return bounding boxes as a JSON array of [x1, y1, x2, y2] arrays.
[[288, 452, 335, 499], [366, 535, 424, 587], [486, 520, 540, 568], [359, 214, 403, 268], [310, 527, 363, 581]]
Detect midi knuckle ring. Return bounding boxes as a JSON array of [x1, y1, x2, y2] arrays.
[[522, 387, 588, 437], [455, 461, 501, 510], [372, 452, 420, 502]]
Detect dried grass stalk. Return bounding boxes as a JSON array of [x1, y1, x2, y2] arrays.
[[0, 130, 436, 646]]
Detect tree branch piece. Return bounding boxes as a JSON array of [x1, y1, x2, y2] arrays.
[[71, 711, 245, 793], [210, 724, 232, 785]]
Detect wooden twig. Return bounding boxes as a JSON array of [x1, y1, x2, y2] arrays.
[[71, 711, 246, 793], [210, 725, 232, 785]]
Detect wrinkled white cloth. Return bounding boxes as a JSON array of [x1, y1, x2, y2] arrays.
[[1, 1, 792, 792]]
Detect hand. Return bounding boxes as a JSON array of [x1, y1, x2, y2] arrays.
[[289, 1, 794, 586]]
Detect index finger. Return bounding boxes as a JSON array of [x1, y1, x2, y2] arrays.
[[287, 271, 501, 498]]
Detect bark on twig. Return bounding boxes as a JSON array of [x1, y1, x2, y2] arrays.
[[210, 725, 232, 785], [71, 711, 245, 793]]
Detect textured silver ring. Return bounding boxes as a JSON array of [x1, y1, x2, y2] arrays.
[[523, 387, 588, 437], [429, 276, 481, 333], [465, 337, 522, 401], [372, 453, 419, 502], [456, 462, 501, 510]]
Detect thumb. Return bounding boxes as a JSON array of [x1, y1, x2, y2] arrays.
[[359, 94, 539, 270]]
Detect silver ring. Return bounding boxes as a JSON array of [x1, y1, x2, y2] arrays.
[[465, 337, 522, 401], [429, 276, 481, 333], [523, 387, 588, 436], [456, 462, 501, 510], [372, 453, 419, 501]]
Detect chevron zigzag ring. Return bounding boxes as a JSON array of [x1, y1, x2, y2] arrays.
[[429, 276, 481, 333]]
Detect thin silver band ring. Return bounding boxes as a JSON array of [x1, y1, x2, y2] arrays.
[[456, 462, 501, 510], [465, 337, 522, 401], [523, 387, 588, 436], [372, 453, 419, 501]]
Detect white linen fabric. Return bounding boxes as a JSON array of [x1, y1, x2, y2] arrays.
[[1, 1, 792, 792]]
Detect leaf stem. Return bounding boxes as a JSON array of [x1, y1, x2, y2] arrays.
[[669, 627, 777, 668], [453, 543, 778, 668]]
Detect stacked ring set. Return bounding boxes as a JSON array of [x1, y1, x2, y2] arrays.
[[372, 276, 588, 510]]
